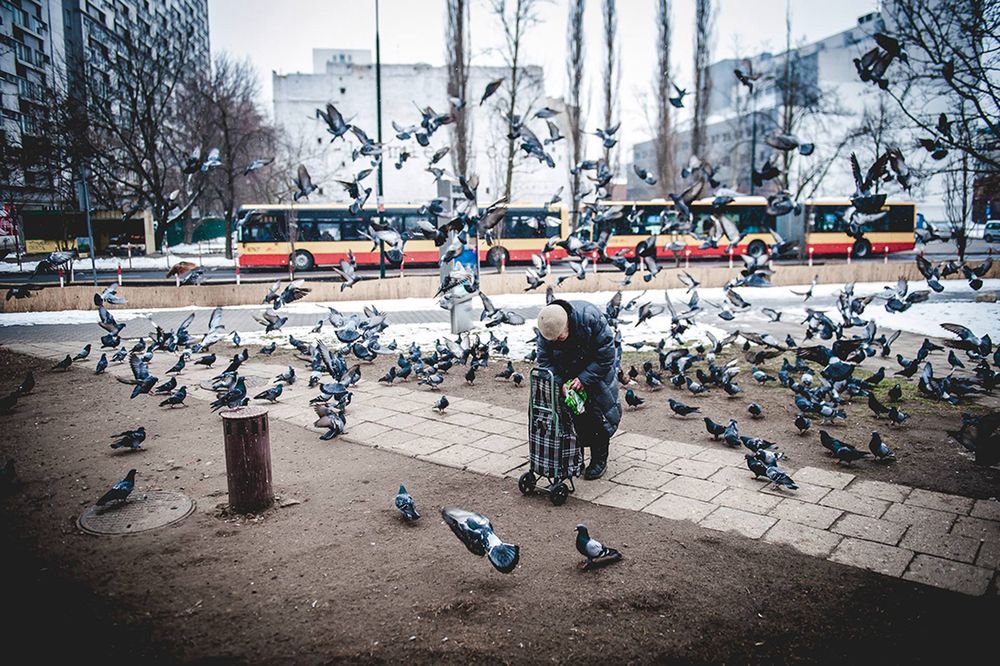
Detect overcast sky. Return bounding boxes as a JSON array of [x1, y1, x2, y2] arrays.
[[208, 0, 878, 149]]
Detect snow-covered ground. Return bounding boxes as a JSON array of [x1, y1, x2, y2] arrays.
[[0, 252, 235, 273], [2, 278, 997, 358]]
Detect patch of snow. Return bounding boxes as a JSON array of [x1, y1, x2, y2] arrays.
[[0, 253, 236, 273]]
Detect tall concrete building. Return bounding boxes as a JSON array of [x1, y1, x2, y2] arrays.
[[627, 11, 947, 220], [1, 0, 59, 206], [273, 49, 569, 206], [1, 0, 210, 209]]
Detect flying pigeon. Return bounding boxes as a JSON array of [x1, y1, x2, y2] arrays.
[[441, 507, 519, 574]]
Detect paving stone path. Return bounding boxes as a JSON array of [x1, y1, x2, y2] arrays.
[[8, 339, 999, 597]]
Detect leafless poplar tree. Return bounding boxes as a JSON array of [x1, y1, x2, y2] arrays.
[[566, 0, 586, 229], [691, 0, 714, 159], [181, 54, 276, 257], [654, 0, 676, 194], [445, 0, 472, 178], [489, 0, 543, 204], [601, 0, 618, 170]]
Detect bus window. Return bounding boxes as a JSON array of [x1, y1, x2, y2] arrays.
[[505, 209, 558, 238], [240, 211, 287, 242], [887, 205, 914, 232], [738, 206, 775, 233], [398, 213, 435, 238], [339, 217, 368, 241], [811, 206, 849, 232]]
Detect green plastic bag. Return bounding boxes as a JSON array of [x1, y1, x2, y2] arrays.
[[564, 380, 587, 415]]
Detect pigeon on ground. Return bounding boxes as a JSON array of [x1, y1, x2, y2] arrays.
[[745, 454, 769, 479], [704, 417, 726, 440], [130, 376, 157, 399], [254, 384, 283, 402], [668, 398, 699, 416], [166, 355, 186, 374], [433, 395, 449, 412], [110, 427, 146, 450], [73, 344, 91, 361], [625, 389, 644, 409], [16, 372, 35, 395], [95, 353, 108, 375], [96, 469, 137, 505], [794, 414, 811, 434], [159, 386, 188, 408], [154, 377, 177, 394], [195, 353, 217, 367], [747, 403, 763, 419], [259, 341, 277, 356], [888, 383, 903, 401], [868, 431, 896, 460], [511, 372, 524, 387], [441, 507, 519, 574], [394, 484, 420, 521], [575, 524, 623, 569], [52, 354, 73, 371], [765, 465, 798, 490]]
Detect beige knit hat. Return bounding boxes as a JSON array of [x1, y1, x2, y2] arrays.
[[537, 304, 568, 340]]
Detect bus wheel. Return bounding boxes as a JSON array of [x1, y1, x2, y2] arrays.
[[746, 240, 767, 257], [291, 250, 314, 271], [486, 246, 509, 268], [852, 239, 872, 259]]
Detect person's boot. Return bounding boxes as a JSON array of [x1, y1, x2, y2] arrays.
[[584, 448, 608, 480]]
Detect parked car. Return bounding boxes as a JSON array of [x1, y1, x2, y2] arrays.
[[106, 233, 146, 256], [985, 221, 1000, 244]]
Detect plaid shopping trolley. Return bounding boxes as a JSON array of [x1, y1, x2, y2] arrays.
[[518, 367, 584, 506]]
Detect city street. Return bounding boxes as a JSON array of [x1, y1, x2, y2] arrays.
[[1, 239, 994, 287]]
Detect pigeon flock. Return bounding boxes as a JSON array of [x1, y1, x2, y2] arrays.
[[4, 49, 998, 577]]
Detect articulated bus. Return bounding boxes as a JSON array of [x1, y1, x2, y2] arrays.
[[236, 203, 571, 271], [594, 197, 916, 260], [236, 197, 914, 270]]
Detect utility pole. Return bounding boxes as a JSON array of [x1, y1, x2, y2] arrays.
[[375, 0, 387, 279]]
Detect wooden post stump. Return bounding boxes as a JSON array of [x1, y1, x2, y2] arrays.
[[220, 406, 273, 513]]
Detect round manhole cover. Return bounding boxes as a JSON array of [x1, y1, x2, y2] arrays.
[[78, 490, 196, 535]]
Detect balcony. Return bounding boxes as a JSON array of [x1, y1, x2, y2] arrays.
[[17, 77, 45, 103]]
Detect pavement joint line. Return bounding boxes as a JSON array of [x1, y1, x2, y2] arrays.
[[5, 345, 998, 595]]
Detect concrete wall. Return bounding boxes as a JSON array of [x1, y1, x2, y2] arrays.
[[4, 261, 997, 314]]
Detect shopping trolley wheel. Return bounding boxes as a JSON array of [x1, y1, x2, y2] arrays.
[[550, 482, 569, 506], [518, 471, 536, 495]]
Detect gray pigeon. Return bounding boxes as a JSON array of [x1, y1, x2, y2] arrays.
[[394, 484, 420, 521]]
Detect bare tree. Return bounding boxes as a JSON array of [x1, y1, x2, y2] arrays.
[[879, 0, 1000, 170], [82, 32, 201, 251], [446, 0, 472, 178], [567, 0, 586, 229], [489, 0, 544, 204], [654, 0, 676, 194], [180, 54, 276, 257], [691, 0, 714, 159], [601, 0, 619, 170]]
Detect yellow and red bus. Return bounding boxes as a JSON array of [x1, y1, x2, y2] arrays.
[[236, 203, 571, 270], [594, 197, 915, 259]]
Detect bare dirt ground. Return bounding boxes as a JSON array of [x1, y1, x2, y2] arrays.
[[1, 349, 997, 664]]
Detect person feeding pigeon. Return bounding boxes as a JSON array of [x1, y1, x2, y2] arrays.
[[536, 301, 621, 480]]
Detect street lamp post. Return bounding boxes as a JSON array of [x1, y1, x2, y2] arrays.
[[375, 0, 387, 279], [749, 89, 758, 196], [76, 164, 98, 286]]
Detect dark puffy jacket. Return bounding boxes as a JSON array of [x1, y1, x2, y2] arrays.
[[536, 300, 621, 437]]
